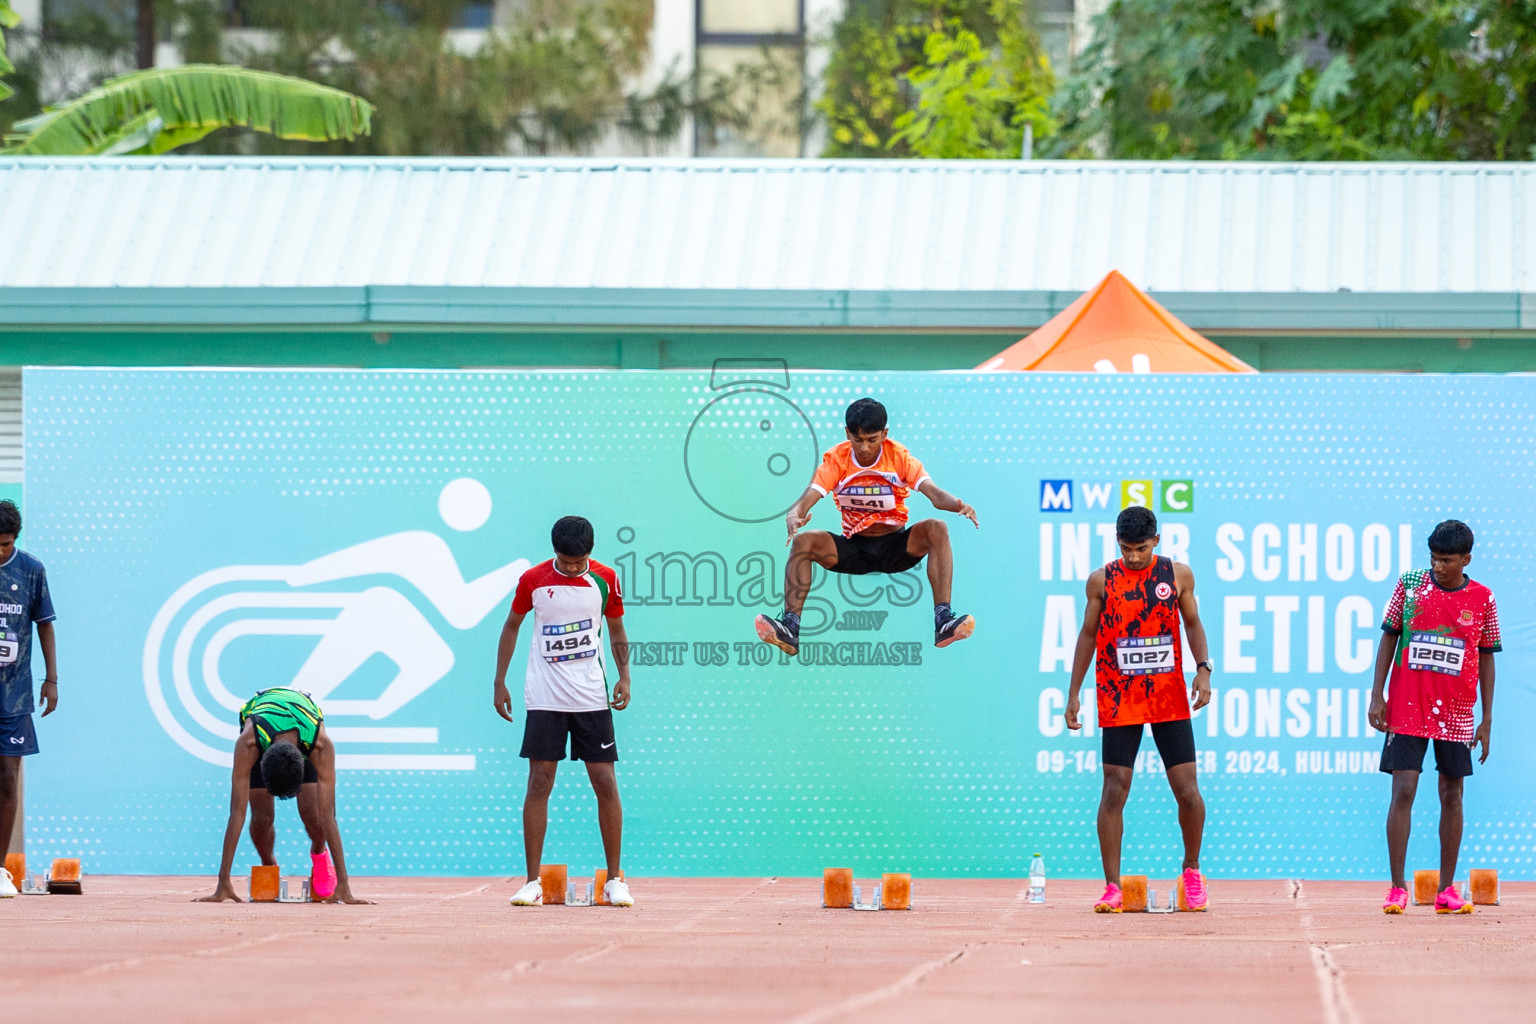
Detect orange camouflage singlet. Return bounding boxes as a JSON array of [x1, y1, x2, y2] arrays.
[[1094, 556, 1190, 727]]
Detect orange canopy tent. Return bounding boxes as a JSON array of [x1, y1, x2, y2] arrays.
[[976, 270, 1255, 373]]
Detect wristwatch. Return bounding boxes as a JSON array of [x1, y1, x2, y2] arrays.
[[1195, 661, 1214, 674]]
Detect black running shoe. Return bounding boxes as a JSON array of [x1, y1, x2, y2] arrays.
[[755, 614, 799, 656], [935, 612, 975, 648]]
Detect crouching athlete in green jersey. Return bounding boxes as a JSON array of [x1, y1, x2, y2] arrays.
[[195, 688, 369, 904]]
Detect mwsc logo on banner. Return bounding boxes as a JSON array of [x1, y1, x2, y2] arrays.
[[1039, 479, 1194, 513]]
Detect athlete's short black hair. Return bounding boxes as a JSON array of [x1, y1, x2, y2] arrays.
[[845, 398, 887, 435], [261, 741, 306, 801], [0, 500, 19, 537], [1116, 505, 1158, 543], [1428, 519, 1474, 556], [551, 515, 595, 558]]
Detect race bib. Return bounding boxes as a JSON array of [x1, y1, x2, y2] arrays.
[[1405, 631, 1465, 675], [836, 483, 896, 512], [1115, 635, 1175, 676], [541, 619, 599, 663], [0, 629, 17, 666]]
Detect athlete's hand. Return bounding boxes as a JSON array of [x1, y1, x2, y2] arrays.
[[1368, 694, 1389, 732], [954, 500, 979, 528], [193, 880, 242, 903], [1064, 693, 1082, 731], [324, 886, 374, 906], [38, 680, 58, 717], [610, 676, 631, 711], [1190, 668, 1212, 712], [492, 680, 516, 724], [785, 509, 811, 545], [1474, 718, 1491, 764]]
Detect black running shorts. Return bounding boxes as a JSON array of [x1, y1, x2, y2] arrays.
[[1379, 731, 1473, 777], [521, 709, 618, 762], [1101, 719, 1197, 770], [830, 528, 921, 575]]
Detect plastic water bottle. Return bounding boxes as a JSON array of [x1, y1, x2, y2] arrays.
[[1028, 853, 1046, 903]]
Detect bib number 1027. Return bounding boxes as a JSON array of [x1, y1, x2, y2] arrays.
[[1115, 635, 1174, 676]]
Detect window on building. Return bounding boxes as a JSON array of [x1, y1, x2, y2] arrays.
[[695, 0, 804, 157]]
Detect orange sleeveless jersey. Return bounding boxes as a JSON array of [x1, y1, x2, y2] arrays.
[[810, 439, 929, 537], [1094, 556, 1190, 727]]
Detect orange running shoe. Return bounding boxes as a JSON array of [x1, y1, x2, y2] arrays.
[[1180, 869, 1207, 911], [1435, 885, 1474, 914], [1093, 883, 1123, 913], [1382, 887, 1409, 914]]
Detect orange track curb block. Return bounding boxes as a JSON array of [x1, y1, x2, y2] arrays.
[[48, 858, 83, 894], [4, 852, 23, 888], [1470, 869, 1499, 906], [823, 868, 853, 908], [594, 869, 624, 905], [1120, 875, 1148, 913], [881, 873, 912, 910], [1176, 873, 1207, 911], [249, 865, 280, 902], [540, 864, 567, 905], [1413, 870, 1439, 906]]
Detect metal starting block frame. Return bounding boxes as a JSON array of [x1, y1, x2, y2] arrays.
[[278, 880, 312, 903], [851, 883, 883, 911], [566, 882, 595, 907], [1146, 888, 1175, 913], [21, 873, 49, 895]]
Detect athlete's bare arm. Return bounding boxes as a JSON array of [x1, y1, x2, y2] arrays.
[[36, 620, 57, 716], [1173, 562, 1213, 712], [916, 479, 979, 528], [784, 486, 824, 544], [1475, 651, 1494, 763], [1367, 633, 1396, 732], [310, 726, 370, 904], [1064, 569, 1106, 730], [492, 609, 528, 723], [607, 615, 632, 711], [194, 722, 260, 902]]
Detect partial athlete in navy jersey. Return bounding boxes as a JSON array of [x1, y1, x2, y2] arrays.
[[0, 500, 59, 896]]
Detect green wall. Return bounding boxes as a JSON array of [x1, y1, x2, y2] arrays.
[[3, 327, 1534, 372]]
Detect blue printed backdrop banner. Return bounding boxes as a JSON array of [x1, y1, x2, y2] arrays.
[[19, 367, 1536, 879]]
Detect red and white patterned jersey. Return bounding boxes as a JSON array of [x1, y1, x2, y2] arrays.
[[511, 559, 624, 712], [810, 439, 930, 537], [1381, 569, 1501, 742]]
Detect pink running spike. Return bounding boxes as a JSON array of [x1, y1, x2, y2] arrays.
[[1382, 887, 1409, 914], [1180, 869, 1207, 911], [311, 850, 337, 900], [1093, 883, 1123, 913], [1434, 885, 1473, 915]]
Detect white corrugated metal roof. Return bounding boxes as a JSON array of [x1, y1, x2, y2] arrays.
[[1, 157, 1533, 294]]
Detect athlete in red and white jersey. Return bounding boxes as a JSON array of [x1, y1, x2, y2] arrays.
[[1065, 506, 1214, 914], [493, 516, 634, 908], [753, 398, 979, 656], [1369, 519, 1500, 916]]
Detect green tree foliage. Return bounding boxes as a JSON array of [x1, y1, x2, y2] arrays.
[[0, 1, 18, 104], [1051, 0, 1536, 161], [818, 0, 1056, 158]]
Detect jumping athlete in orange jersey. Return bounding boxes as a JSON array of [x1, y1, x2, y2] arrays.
[[1065, 506, 1214, 913], [754, 397, 978, 657]]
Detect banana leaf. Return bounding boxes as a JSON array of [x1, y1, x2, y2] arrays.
[[4, 64, 374, 155]]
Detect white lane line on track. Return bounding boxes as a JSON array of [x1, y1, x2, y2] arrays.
[[1309, 944, 1362, 1024], [780, 947, 968, 1024]]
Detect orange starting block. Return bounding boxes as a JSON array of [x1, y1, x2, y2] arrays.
[[1413, 870, 1440, 906], [539, 864, 568, 905], [4, 852, 23, 889], [47, 858, 82, 895], [1119, 875, 1149, 912], [822, 868, 853, 908], [881, 873, 912, 910], [1470, 869, 1500, 906], [249, 864, 280, 902]]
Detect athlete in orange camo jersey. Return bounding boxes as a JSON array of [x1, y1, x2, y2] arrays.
[[1065, 506, 1213, 913], [753, 397, 978, 657]]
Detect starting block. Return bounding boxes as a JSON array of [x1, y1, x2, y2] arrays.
[[47, 858, 82, 895], [278, 879, 311, 903], [566, 882, 595, 907], [539, 864, 567, 905], [1146, 888, 1174, 913], [22, 874, 49, 895], [4, 852, 23, 889], [851, 883, 881, 911], [1470, 869, 1499, 906], [1120, 875, 1148, 912], [594, 869, 625, 905], [823, 867, 853, 909], [250, 864, 280, 902], [881, 873, 912, 911], [1413, 870, 1440, 906]]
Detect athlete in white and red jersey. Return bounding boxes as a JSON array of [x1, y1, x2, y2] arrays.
[[493, 515, 635, 908], [753, 398, 978, 656], [1369, 520, 1499, 916]]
